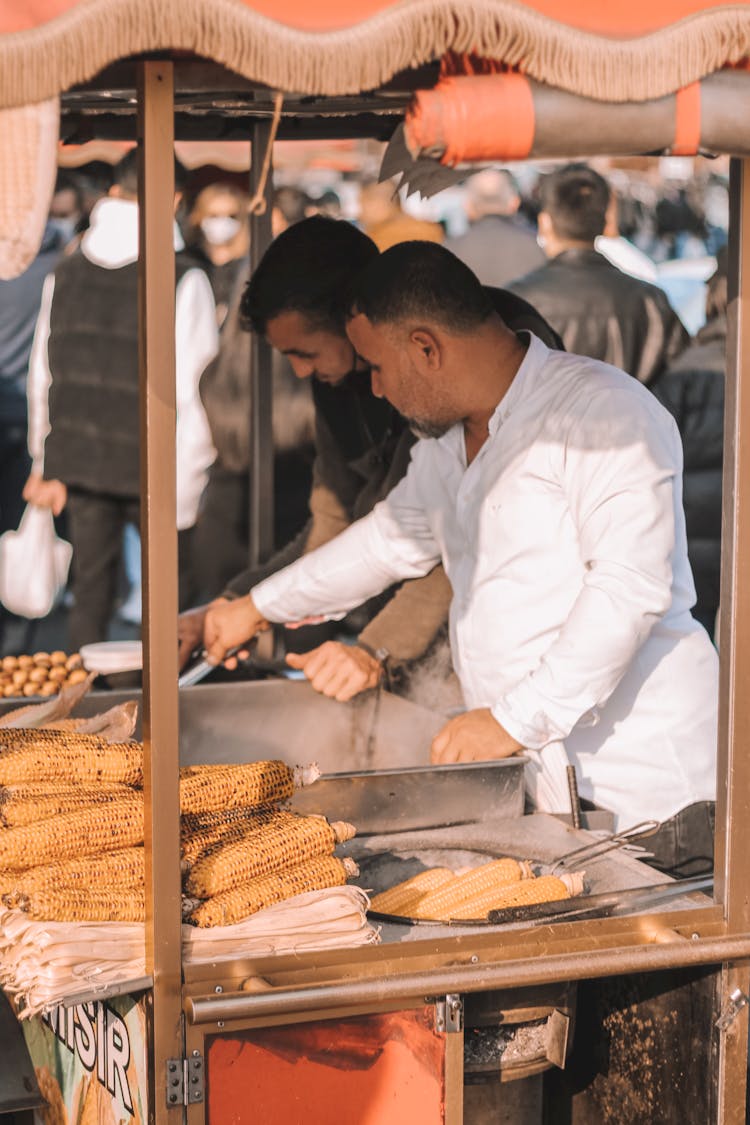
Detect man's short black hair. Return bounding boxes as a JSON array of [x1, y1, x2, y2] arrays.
[[540, 163, 610, 243], [348, 241, 493, 333], [240, 216, 379, 335]]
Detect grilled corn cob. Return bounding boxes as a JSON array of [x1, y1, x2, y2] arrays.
[[447, 873, 585, 921], [179, 760, 319, 815], [4, 847, 145, 906], [410, 858, 534, 920], [370, 867, 455, 916], [190, 855, 358, 927], [0, 731, 142, 786], [0, 782, 135, 827], [186, 814, 356, 898], [18, 887, 145, 922], [180, 807, 286, 870], [0, 793, 143, 870]]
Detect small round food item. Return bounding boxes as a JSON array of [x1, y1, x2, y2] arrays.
[[17, 655, 34, 670], [47, 666, 68, 683], [29, 667, 48, 685], [1, 656, 17, 672], [66, 668, 88, 685], [32, 651, 51, 665], [22, 682, 39, 697], [11, 670, 29, 686], [39, 681, 59, 696], [65, 653, 82, 671], [50, 650, 68, 666], [3, 685, 22, 697]]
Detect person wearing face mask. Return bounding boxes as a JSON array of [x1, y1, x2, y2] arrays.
[[187, 183, 250, 327], [179, 217, 563, 703]]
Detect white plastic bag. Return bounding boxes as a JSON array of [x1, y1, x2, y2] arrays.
[[0, 504, 72, 618]]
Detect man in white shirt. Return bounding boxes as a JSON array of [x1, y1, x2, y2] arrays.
[[204, 241, 718, 873]]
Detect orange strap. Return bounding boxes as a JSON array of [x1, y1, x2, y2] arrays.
[[407, 74, 535, 166], [672, 82, 702, 155]]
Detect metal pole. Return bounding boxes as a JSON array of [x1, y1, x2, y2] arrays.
[[136, 61, 184, 1123], [248, 119, 275, 567], [714, 156, 750, 1123], [186, 932, 750, 1026]]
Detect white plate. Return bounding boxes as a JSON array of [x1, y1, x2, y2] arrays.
[[80, 641, 143, 674]]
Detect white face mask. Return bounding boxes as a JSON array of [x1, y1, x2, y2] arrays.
[[200, 215, 242, 245]]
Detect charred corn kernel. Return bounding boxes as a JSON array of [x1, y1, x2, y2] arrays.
[[448, 873, 585, 921], [179, 760, 319, 815], [411, 858, 534, 920], [18, 887, 145, 922], [181, 808, 294, 870], [370, 868, 455, 915], [186, 814, 356, 898], [0, 782, 134, 827], [190, 855, 359, 927], [0, 731, 143, 786], [0, 793, 143, 870]]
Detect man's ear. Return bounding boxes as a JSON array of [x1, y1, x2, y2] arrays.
[[409, 328, 441, 370]]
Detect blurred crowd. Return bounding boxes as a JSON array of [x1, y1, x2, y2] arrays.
[[0, 151, 729, 659]]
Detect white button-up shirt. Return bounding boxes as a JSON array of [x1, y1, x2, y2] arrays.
[[253, 333, 718, 828]]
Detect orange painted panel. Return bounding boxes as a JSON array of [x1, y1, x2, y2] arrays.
[[206, 1008, 446, 1125], [2, 0, 750, 38]]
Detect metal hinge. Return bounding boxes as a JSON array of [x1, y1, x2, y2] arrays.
[[716, 987, 750, 1032], [435, 994, 463, 1034], [166, 1053, 204, 1107]]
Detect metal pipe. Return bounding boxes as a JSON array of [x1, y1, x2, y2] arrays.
[[186, 933, 750, 1025], [248, 119, 275, 567]]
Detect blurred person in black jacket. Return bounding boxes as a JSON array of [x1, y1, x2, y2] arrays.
[[510, 163, 689, 385], [651, 248, 727, 636]]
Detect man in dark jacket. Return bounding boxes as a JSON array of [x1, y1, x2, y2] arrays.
[[178, 218, 563, 700], [510, 164, 689, 385], [651, 248, 727, 636]]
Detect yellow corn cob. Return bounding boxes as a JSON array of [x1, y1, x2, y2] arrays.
[[179, 760, 319, 815], [0, 782, 135, 827], [18, 887, 145, 922], [0, 731, 142, 786], [448, 873, 585, 921], [190, 855, 358, 928], [0, 793, 143, 870], [411, 858, 534, 920], [186, 814, 356, 898], [180, 807, 289, 869], [370, 868, 455, 915], [13, 847, 144, 895]]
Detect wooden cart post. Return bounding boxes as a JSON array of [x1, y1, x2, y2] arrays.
[[137, 59, 184, 1123]]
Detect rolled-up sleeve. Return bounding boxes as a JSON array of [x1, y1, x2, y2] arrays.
[[491, 389, 680, 747]]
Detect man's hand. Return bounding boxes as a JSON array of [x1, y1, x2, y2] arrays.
[[286, 642, 383, 702], [203, 594, 269, 665], [178, 601, 220, 670], [23, 474, 67, 516], [431, 708, 524, 765]]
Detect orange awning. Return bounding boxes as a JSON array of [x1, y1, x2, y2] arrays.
[[2, 1, 750, 108]]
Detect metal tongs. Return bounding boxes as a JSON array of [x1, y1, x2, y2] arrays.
[[178, 644, 245, 688], [546, 819, 661, 876]]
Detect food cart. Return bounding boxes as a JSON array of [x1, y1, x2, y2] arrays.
[[1, 2, 750, 1122]]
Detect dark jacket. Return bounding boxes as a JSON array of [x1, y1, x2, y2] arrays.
[[224, 286, 563, 662], [44, 250, 195, 496], [445, 214, 545, 289], [509, 248, 689, 385], [650, 316, 725, 632]]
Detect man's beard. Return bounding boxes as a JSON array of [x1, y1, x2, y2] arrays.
[[406, 415, 456, 440]]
